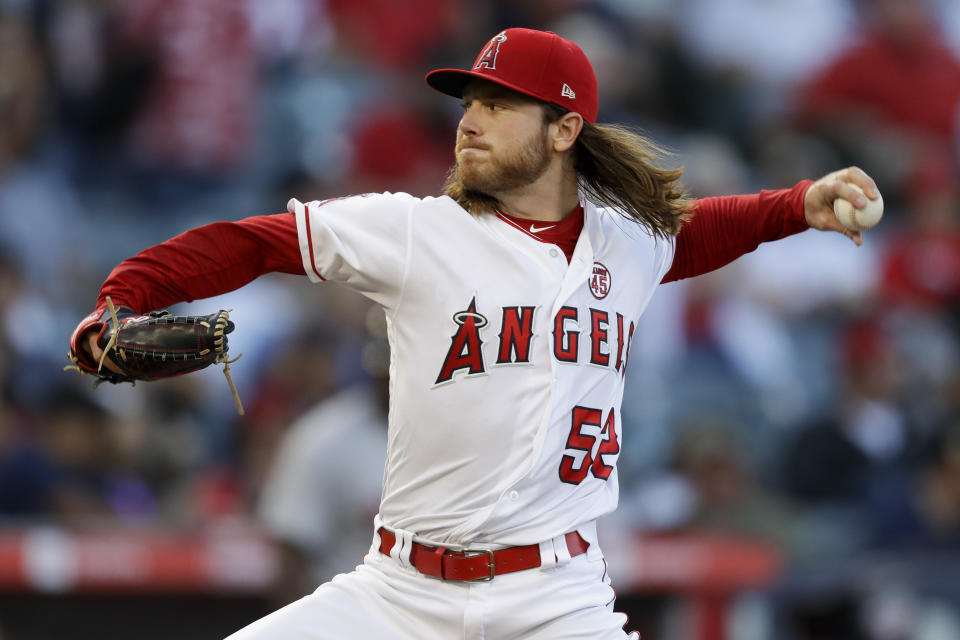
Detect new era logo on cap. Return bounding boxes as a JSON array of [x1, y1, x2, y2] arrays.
[[425, 28, 599, 123]]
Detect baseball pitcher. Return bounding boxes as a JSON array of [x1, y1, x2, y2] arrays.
[[67, 28, 881, 639]]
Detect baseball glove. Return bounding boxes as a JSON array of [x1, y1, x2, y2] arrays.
[[66, 297, 244, 414]]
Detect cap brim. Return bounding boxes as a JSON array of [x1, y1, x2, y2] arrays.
[[425, 68, 546, 105], [425, 69, 475, 99]]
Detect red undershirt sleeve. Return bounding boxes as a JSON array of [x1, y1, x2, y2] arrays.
[[97, 213, 303, 312], [93, 182, 811, 310], [662, 180, 813, 283]]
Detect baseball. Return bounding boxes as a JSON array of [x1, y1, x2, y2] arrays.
[[833, 183, 883, 231]]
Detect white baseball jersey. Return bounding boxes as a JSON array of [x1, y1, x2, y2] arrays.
[[290, 192, 674, 549]]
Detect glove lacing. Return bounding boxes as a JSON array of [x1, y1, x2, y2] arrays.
[[64, 296, 246, 416]]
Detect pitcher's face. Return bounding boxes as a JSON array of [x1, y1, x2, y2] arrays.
[[454, 80, 552, 195]]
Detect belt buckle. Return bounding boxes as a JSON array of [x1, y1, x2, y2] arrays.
[[461, 548, 495, 582]]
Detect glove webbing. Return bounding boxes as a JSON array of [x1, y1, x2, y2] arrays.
[[65, 296, 246, 416]]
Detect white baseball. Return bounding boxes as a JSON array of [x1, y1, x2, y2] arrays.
[[833, 183, 883, 231]]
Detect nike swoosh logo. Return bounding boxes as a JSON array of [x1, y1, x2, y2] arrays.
[[529, 224, 555, 233]]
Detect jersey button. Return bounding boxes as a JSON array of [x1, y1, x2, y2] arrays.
[[509, 491, 520, 501], [549, 248, 559, 258]]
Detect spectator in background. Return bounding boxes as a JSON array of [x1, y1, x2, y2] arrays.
[[0, 6, 88, 304], [324, 0, 462, 71], [796, 0, 960, 207], [109, 0, 258, 175], [196, 322, 346, 524], [782, 318, 918, 509], [0, 388, 154, 521], [344, 76, 452, 198], [670, 419, 801, 553], [880, 156, 960, 317], [675, 0, 854, 138], [46, 0, 264, 223], [868, 418, 960, 550], [875, 153, 960, 429], [257, 307, 389, 605], [0, 9, 44, 174]]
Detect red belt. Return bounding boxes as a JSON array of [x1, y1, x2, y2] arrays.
[[377, 527, 589, 582]]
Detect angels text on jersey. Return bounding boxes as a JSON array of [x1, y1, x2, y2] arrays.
[[435, 295, 636, 385]]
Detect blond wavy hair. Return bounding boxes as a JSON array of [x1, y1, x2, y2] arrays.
[[444, 103, 692, 238]]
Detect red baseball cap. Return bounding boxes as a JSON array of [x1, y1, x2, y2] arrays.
[[426, 28, 599, 124]]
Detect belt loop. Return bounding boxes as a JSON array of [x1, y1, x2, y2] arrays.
[[538, 539, 557, 569], [390, 527, 416, 570], [552, 534, 572, 566], [370, 515, 384, 556]]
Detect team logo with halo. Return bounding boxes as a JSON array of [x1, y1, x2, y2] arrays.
[[453, 306, 488, 329], [589, 262, 611, 299]]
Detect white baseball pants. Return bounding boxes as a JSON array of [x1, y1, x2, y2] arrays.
[[226, 526, 640, 640]]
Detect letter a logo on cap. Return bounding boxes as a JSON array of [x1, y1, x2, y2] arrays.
[[561, 83, 576, 99], [475, 31, 508, 70]]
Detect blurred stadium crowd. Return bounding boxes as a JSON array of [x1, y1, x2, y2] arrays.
[[2, 0, 960, 638]]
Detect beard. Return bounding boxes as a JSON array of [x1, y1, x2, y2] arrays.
[[443, 127, 551, 212]]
